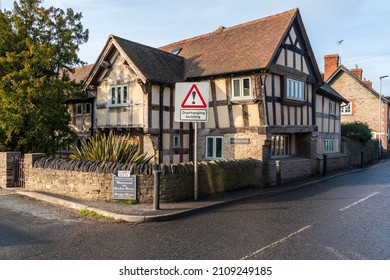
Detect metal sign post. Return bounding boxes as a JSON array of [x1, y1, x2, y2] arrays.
[[175, 82, 209, 201], [194, 122, 198, 200]]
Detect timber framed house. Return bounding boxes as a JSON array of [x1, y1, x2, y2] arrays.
[[82, 8, 347, 182]]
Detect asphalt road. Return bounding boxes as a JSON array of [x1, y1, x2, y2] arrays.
[[1, 160, 390, 260]]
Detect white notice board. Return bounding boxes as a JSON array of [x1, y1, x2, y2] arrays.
[[174, 82, 210, 122]]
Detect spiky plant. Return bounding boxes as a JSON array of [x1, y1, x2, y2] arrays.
[[70, 131, 153, 164]]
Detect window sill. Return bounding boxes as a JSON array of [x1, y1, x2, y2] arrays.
[[270, 156, 309, 163], [108, 104, 130, 108], [230, 97, 261, 105], [205, 157, 223, 161], [281, 98, 305, 107], [75, 114, 92, 117], [271, 155, 290, 160]]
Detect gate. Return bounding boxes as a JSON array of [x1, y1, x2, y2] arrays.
[[12, 156, 25, 187]]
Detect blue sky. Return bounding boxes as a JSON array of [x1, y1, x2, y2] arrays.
[[3, 0, 390, 93]]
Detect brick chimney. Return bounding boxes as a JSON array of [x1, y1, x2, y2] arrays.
[[324, 54, 339, 81], [350, 65, 363, 81], [363, 77, 372, 87]]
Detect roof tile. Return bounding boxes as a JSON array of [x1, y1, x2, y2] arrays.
[[159, 9, 297, 78]]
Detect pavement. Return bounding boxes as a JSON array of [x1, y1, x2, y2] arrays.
[[1, 168, 362, 223]]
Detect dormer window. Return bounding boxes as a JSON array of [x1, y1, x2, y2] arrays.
[[171, 48, 182, 55]]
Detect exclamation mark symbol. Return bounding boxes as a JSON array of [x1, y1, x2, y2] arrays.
[[192, 91, 196, 104]]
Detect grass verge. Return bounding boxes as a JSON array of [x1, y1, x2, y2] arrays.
[[79, 209, 115, 221]]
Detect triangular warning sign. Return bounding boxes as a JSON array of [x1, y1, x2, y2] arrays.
[[181, 84, 207, 108]]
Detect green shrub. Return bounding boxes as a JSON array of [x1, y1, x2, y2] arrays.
[[118, 200, 137, 205], [341, 121, 372, 143], [70, 131, 153, 164]]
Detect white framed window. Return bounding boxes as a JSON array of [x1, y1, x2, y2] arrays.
[[341, 102, 351, 115], [271, 135, 289, 157], [206, 136, 223, 159], [172, 135, 180, 148], [75, 103, 91, 116], [232, 77, 252, 99], [110, 84, 128, 106], [329, 101, 336, 115], [323, 139, 335, 153], [286, 78, 304, 101]]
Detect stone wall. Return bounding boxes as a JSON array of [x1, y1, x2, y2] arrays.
[[343, 137, 379, 166], [160, 159, 262, 202], [4, 137, 371, 203], [268, 157, 313, 185], [23, 154, 263, 203], [316, 153, 349, 175]]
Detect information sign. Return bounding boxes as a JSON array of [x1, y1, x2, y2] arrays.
[[112, 171, 136, 200]]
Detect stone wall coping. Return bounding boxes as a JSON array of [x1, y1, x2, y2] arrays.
[[316, 153, 348, 160], [268, 157, 310, 164]]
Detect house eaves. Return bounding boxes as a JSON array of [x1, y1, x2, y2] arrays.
[[84, 35, 184, 88], [318, 82, 349, 104]]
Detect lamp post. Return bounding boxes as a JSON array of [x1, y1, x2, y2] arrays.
[[379, 75, 388, 159]]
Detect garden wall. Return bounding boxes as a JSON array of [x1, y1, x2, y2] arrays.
[[23, 154, 263, 203], [343, 137, 379, 166]]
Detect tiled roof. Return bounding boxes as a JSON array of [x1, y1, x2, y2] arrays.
[[86, 8, 317, 86], [68, 64, 94, 83], [113, 35, 184, 84], [318, 83, 349, 103], [159, 9, 298, 78], [327, 65, 389, 104]]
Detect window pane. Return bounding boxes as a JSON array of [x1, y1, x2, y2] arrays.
[[280, 136, 285, 155], [272, 135, 289, 157], [76, 104, 82, 115], [206, 137, 214, 158], [117, 86, 122, 104], [233, 79, 241, 97], [243, 78, 250, 97], [123, 86, 128, 104], [216, 138, 223, 158], [285, 136, 289, 155], [84, 104, 89, 114], [295, 82, 299, 98], [271, 136, 276, 156], [299, 82, 304, 99], [287, 80, 292, 98], [111, 87, 116, 104]]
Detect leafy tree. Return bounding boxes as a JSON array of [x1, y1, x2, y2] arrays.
[[0, 0, 88, 153], [341, 121, 372, 143]]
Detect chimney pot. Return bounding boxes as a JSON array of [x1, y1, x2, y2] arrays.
[[350, 67, 363, 81], [363, 77, 372, 88]]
